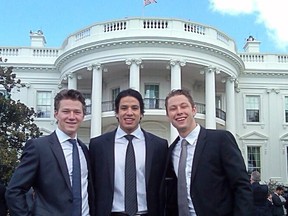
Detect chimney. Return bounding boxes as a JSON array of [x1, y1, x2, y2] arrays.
[[30, 30, 46, 47], [243, 35, 261, 53]]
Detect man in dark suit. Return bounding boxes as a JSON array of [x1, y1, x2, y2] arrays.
[[272, 186, 286, 216], [250, 171, 271, 216], [164, 89, 254, 216], [5, 89, 95, 216], [89, 88, 168, 216], [0, 180, 7, 216]]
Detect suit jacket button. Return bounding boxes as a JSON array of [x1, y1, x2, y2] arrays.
[[68, 198, 73, 202]]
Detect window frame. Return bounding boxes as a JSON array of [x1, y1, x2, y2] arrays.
[[111, 87, 120, 110], [36, 90, 53, 119], [144, 83, 160, 109], [284, 96, 288, 123], [247, 145, 262, 175], [244, 94, 261, 123]]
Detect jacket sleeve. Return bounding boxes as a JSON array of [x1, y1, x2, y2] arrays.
[[5, 139, 38, 216]]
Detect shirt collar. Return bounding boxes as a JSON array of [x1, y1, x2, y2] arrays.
[[116, 125, 142, 140], [179, 124, 200, 145], [56, 127, 78, 143]]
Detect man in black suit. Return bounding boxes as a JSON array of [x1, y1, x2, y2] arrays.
[[164, 89, 253, 216], [89, 88, 168, 216], [272, 186, 286, 216], [250, 171, 271, 216], [5, 89, 95, 216]]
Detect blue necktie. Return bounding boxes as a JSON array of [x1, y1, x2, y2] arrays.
[[68, 139, 82, 216], [124, 135, 138, 216]]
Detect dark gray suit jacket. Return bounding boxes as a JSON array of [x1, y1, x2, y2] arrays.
[[272, 193, 285, 216], [5, 132, 95, 216], [89, 128, 168, 216], [165, 126, 254, 216]]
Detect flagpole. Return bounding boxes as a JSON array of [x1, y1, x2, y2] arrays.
[[142, 0, 144, 17]]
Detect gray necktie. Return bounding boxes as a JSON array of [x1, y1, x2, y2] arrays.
[[124, 135, 138, 216], [177, 139, 190, 216]]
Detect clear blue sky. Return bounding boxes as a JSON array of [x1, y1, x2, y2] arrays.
[[1, 0, 287, 53]]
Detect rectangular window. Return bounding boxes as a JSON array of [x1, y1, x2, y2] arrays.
[[144, 84, 159, 109], [215, 95, 222, 109], [246, 95, 260, 122], [112, 87, 120, 101], [83, 93, 92, 115], [36, 91, 52, 118], [285, 96, 288, 123], [286, 146, 288, 179], [111, 87, 120, 110], [247, 146, 261, 175]]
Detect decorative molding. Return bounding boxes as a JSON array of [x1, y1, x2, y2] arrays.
[[87, 63, 102, 71], [67, 72, 74, 79], [239, 131, 268, 140], [25, 82, 31, 88], [266, 88, 280, 94], [125, 58, 142, 66], [170, 59, 186, 67], [234, 79, 240, 93]]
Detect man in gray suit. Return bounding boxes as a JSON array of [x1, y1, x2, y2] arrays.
[[5, 89, 94, 216]]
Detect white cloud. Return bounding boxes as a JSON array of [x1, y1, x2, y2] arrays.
[[209, 0, 288, 52]]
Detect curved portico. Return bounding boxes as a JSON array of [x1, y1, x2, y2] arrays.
[[53, 17, 243, 140]]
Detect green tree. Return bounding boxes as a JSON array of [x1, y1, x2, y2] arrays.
[[0, 59, 42, 184]]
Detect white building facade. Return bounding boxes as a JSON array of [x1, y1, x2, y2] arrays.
[[1, 17, 288, 183]]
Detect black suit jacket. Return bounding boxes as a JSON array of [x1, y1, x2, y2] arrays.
[[272, 193, 285, 216], [251, 182, 269, 206], [251, 182, 271, 216], [5, 132, 95, 216], [0, 182, 7, 216], [164, 127, 254, 216], [89, 129, 168, 216]]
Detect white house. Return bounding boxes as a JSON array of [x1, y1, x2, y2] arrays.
[[1, 17, 288, 183]]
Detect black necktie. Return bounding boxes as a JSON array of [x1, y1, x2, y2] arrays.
[[124, 135, 138, 216], [68, 139, 82, 216], [177, 139, 190, 216]]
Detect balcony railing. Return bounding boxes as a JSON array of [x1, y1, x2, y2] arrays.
[[85, 98, 226, 121]]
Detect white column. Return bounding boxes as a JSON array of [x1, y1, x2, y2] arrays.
[[225, 77, 236, 135], [67, 73, 77, 89], [88, 63, 102, 138], [205, 67, 216, 129], [169, 60, 186, 142], [126, 59, 142, 91], [170, 60, 185, 90]]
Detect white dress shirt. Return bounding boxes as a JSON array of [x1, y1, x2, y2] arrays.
[[56, 127, 90, 216], [172, 124, 200, 216], [112, 125, 147, 213]]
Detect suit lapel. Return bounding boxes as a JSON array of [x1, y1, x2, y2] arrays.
[[49, 132, 72, 191], [191, 127, 207, 182], [143, 130, 154, 186], [166, 137, 179, 178], [79, 140, 90, 171], [107, 130, 117, 188], [79, 140, 88, 161]]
